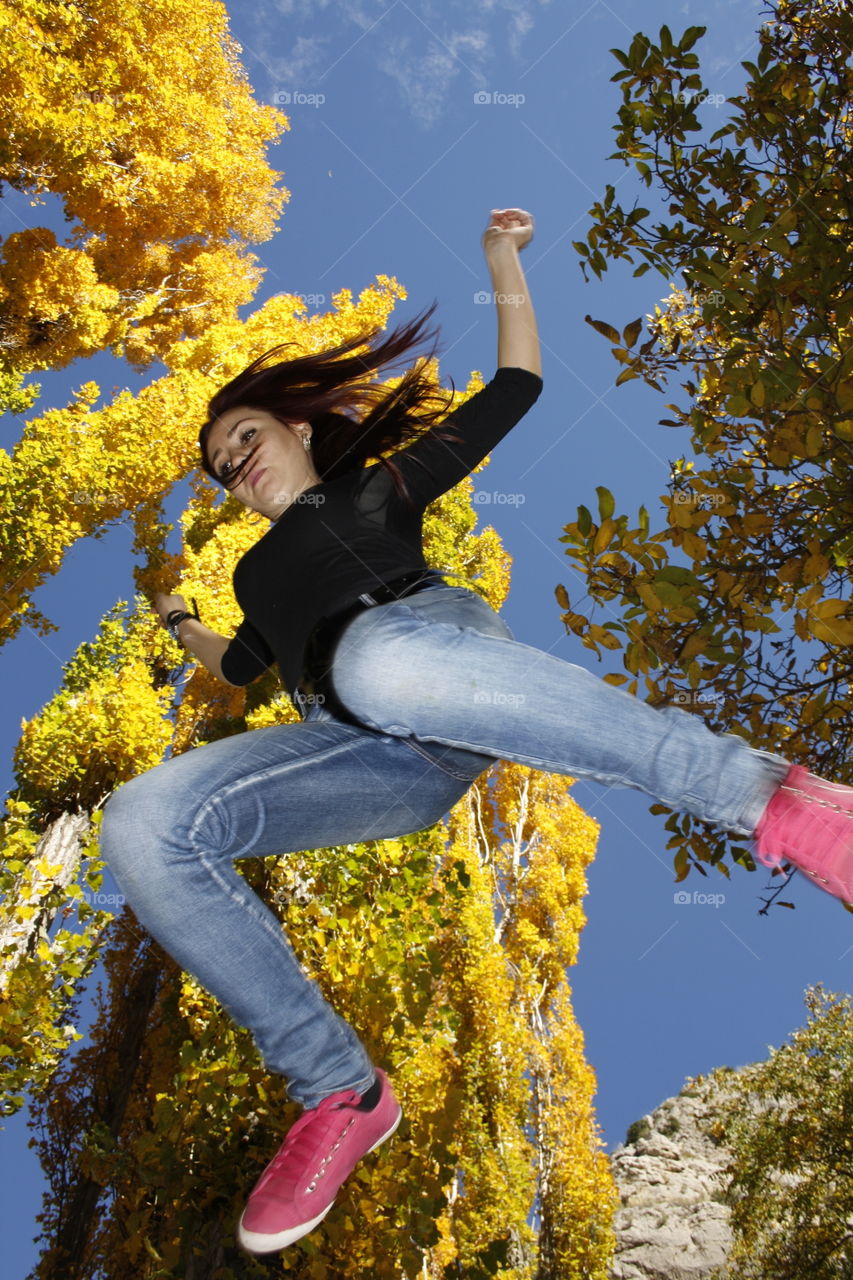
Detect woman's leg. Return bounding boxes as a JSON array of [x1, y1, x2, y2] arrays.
[[329, 585, 791, 838], [100, 711, 490, 1108]]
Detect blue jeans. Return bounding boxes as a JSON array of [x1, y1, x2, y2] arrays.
[[100, 582, 789, 1106]]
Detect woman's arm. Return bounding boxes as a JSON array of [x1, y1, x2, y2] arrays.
[[482, 208, 541, 377], [174, 618, 235, 683], [153, 593, 238, 685]]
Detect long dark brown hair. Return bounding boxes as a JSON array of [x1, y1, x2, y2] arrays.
[[199, 300, 463, 505]]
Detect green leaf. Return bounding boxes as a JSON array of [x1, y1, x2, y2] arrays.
[[744, 198, 766, 232], [577, 503, 593, 536], [596, 486, 615, 521], [655, 565, 695, 585], [679, 26, 706, 52]]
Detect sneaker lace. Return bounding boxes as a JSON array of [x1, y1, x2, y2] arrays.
[[262, 1092, 360, 1194], [755, 776, 850, 875]]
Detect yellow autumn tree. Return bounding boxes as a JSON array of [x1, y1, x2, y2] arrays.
[[8, 426, 616, 1276], [1, 3, 617, 1274], [3, 282, 616, 1271], [28, 771, 614, 1279], [0, 0, 287, 380]]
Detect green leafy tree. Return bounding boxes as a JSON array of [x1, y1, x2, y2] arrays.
[[703, 985, 853, 1279], [559, 0, 853, 891]]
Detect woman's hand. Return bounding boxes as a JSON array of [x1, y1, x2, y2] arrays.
[[153, 592, 189, 627], [152, 592, 234, 682], [482, 208, 534, 258]]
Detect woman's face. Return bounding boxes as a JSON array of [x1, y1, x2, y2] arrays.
[[205, 406, 321, 521]]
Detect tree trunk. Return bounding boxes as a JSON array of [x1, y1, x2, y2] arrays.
[[0, 811, 91, 990]]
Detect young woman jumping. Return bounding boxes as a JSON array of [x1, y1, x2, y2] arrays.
[[100, 208, 853, 1256]]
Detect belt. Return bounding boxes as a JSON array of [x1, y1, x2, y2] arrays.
[[292, 568, 448, 723]]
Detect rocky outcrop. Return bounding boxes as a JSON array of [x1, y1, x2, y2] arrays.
[[608, 1072, 739, 1280]]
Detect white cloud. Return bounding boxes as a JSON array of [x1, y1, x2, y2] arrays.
[[266, 34, 332, 86], [378, 28, 492, 127], [242, 0, 545, 126]]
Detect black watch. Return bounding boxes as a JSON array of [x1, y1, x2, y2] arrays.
[[165, 599, 200, 643]]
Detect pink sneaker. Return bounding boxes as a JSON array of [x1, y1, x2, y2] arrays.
[[237, 1069, 402, 1255], [754, 764, 853, 905]]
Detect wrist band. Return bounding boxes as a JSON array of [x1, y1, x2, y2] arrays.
[[165, 598, 200, 643]]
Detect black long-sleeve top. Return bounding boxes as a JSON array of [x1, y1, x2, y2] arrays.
[[220, 365, 544, 694]]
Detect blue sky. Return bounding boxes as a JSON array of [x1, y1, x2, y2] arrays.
[[4, 0, 852, 1270]]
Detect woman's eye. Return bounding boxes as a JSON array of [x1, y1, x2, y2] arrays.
[[217, 427, 256, 481]]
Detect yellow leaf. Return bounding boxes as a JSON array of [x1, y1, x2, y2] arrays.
[[680, 632, 708, 661], [810, 597, 849, 619], [593, 517, 617, 554], [809, 617, 853, 646], [587, 625, 622, 651], [668, 498, 696, 529], [777, 558, 803, 584], [741, 513, 772, 535], [636, 582, 664, 614], [681, 530, 706, 560], [802, 553, 830, 583], [804, 423, 824, 456]]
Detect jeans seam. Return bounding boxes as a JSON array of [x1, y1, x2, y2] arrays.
[[186, 730, 370, 856], [185, 753, 377, 1094], [397, 733, 491, 782]]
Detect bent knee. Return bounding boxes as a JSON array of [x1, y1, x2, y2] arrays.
[[100, 764, 192, 863]]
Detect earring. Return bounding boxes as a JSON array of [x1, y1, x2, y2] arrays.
[[302, 434, 311, 451]]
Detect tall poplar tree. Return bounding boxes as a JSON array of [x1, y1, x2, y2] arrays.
[[1, 2, 616, 1275]]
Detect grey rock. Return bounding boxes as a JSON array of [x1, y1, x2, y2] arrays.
[[608, 1072, 740, 1280]]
